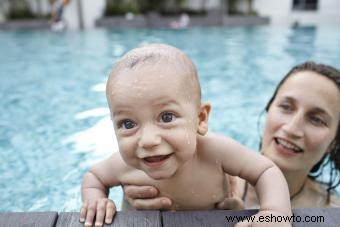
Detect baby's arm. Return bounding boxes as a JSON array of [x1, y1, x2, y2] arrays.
[[205, 133, 291, 226], [80, 153, 124, 227]]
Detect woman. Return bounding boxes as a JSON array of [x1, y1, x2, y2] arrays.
[[123, 61, 340, 209], [240, 61, 340, 208]]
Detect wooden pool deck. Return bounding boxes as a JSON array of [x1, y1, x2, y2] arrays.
[[1, 208, 339, 227]]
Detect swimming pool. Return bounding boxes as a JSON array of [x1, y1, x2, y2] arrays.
[[1, 26, 340, 212]]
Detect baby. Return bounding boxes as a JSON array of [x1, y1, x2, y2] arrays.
[[80, 44, 292, 227]]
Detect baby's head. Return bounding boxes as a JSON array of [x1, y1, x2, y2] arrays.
[[107, 43, 201, 108], [106, 44, 210, 179]]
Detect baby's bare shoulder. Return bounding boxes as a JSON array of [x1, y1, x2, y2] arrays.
[[90, 152, 133, 186], [198, 132, 241, 158], [108, 153, 146, 182]]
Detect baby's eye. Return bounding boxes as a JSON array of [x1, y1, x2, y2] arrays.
[[160, 112, 176, 123], [119, 119, 136, 129]]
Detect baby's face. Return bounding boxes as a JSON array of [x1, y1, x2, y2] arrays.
[[107, 64, 200, 179]]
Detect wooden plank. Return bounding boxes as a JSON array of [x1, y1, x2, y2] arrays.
[[162, 208, 340, 227], [55, 213, 82, 227], [112, 211, 161, 227], [0, 212, 57, 227], [56, 211, 161, 227], [1, 208, 338, 227], [162, 209, 257, 227], [293, 208, 340, 227]]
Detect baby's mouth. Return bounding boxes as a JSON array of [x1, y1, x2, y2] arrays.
[[275, 138, 303, 153], [143, 154, 172, 163]]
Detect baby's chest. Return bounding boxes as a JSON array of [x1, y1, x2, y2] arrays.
[[121, 168, 228, 210], [160, 176, 228, 210]]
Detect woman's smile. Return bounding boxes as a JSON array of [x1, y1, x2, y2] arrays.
[[274, 137, 303, 156]]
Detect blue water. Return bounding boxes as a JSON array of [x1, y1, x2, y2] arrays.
[[1, 26, 340, 212]]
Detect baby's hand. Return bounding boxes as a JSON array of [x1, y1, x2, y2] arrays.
[[235, 210, 292, 227], [79, 198, 116, 227]]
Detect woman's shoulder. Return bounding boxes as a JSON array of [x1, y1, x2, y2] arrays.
[[329, 193, 340, 207], [304, 179, 340, 208]]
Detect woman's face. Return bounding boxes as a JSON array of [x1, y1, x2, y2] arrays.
[[262, 71, 340, 174]]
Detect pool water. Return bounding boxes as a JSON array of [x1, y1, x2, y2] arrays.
[[1, 26, 340, 212]]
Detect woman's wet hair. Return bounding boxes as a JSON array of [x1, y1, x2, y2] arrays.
[[263, 61, 340, 201]]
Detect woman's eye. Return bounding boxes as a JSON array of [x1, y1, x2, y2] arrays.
[[160, 112, 176, 123], [310, 116, 327, 127], [119, 119, 136, 129], [278, 103, 292, 112]]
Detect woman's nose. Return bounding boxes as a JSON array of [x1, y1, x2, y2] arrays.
[[282, 113, 304, 138], [138, 124, 161, 149]]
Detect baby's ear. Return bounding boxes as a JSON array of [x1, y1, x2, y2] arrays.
[[197, 102, 211, 135]]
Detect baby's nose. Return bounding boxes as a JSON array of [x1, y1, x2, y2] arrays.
[[138, 124, 161, 149]]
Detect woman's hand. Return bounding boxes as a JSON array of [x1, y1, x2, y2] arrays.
[[215, 175, 244, 210], [216, 197, 244, 210], [124, 185, 173, 210], [124, 175, 244, 210]]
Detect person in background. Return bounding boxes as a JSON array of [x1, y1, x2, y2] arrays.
[[49, 0, 70, 31], [238, 61, 340, 209], [170, 13, 190, 29]]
